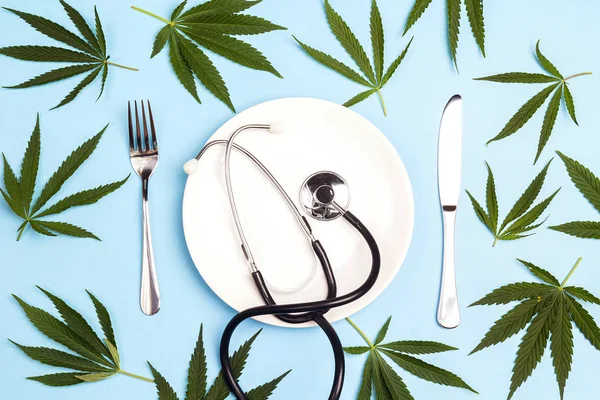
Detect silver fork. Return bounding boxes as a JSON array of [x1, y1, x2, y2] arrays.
[[128, 100, 160, 316]]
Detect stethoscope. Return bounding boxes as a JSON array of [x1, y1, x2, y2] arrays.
[[184, 124, 381, 400]]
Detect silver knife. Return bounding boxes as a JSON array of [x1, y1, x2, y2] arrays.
[[437, 94, 462, 329]]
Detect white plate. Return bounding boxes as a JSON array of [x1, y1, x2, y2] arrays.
[[182, 98, 414, 327]]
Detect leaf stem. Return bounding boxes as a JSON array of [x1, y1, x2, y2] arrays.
[[118, 369, 154, 383], [345, 317, 374, 347], [16, 222, 28, 241], [564, 72, 593, 81], [492, 237, 498, 247], [131, 6, 174, 26], [106, 61, 139, 71], [560, 257, 583, 288], [376, 89, 387, 116]]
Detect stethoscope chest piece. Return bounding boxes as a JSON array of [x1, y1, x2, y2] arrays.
[[300, 171, 350, 221]]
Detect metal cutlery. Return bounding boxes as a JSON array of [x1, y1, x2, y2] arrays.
[[437, 94, 463, 329], [128, 100, 161, 316]]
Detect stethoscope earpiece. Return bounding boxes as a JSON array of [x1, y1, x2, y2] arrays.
[[184, 158, 199, 175], [184, 122, 282, 175], [268, 121, 285, 134]]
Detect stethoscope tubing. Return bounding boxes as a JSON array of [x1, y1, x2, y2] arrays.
[[313, 313, 345, 399], [197, 138, 324, 294], [220, 210, 381, 400], [252, 238, 337, 324], [224, 125, 276, 272], [195, 139, 309, 228], [196, 126, 381, 400], [197, 138, 339, 323]]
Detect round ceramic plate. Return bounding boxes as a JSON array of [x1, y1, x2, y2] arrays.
[[182, 98, 414, 327]]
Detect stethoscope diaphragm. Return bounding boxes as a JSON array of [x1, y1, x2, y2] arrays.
[[300, 171, 350, 221]]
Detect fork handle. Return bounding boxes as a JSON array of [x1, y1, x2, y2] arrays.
[[141, 178, 161, 316], [437, 208, 460, 329]]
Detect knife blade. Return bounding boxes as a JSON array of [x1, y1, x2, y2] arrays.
[[437, 94, 462, 329]]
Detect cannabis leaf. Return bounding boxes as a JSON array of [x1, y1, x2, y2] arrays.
[[549, 151, 600, 239], [344, 317, 476, 399], [475, 41, 592, 163], [294, 0, 412, 116], [0, 115, 128, 241], [470, 258, 600, 400], [466, 160, 559, 246], [148, 325, 290, 400], [0, 1, 137, 109], [404, 0, 485, 68], [10, 288, 153, 387], [131, 0, 286, 112]]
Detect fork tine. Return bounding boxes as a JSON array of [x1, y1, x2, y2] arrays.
[[141, 101, 151, 151], [127, 101, 135, 152], [134, 101, 143, 151], [147, 100, 158, 149]]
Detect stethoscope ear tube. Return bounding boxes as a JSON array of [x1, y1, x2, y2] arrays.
[[220, 210, 381, 400]]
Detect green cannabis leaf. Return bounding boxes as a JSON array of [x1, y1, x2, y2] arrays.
[[470, 258, 600, 400], [404, 0, 485, 68], [10, 288, 153, 387], [149, 325, 290, 400], [131, 0, 286, 112], [10, 289, 290, 397], [466, 160, 559, 246], [295, 0, 413, 116], [475, 41, 592, 163], [344, 317, 476, 399], [549, 151, 600, 239], [0, 115, 128, 241], [0, 1, 137, 109]]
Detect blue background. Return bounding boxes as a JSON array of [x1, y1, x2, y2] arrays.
[[1, 0, 599, 399]]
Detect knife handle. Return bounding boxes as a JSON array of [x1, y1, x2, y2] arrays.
[[437, 206, 460, 329]]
